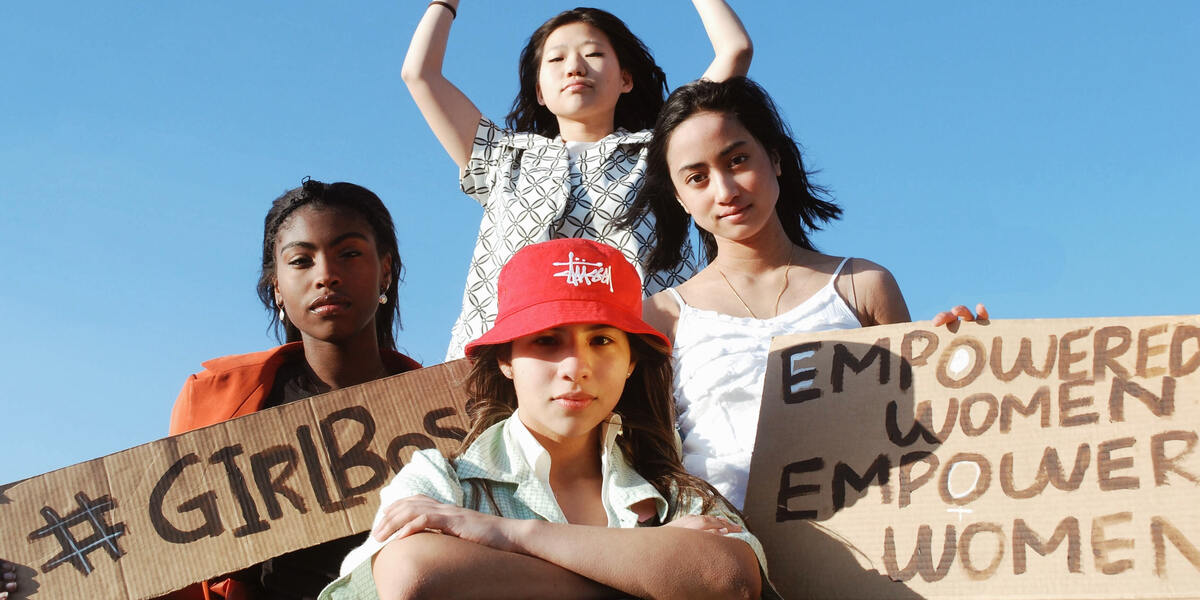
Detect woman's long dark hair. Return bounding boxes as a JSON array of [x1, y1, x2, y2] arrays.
[[256, 178, 403, 351], [459, 334, 731, 519], [506, 7, 667, 138], [620, 77, 843, 273]]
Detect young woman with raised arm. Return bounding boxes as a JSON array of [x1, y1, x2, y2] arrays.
[[400, 1, 753, 359]]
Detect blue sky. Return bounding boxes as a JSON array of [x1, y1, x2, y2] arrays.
[[2, 1, 1196, 485]]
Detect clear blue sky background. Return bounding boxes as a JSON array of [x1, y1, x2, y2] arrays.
[[2, 2, 1196, 485]]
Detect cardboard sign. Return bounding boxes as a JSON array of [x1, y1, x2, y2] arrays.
[[744, 316, 1200, 599], [0, 359, 471, 599]]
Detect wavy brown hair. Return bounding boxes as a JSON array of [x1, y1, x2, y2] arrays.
[[458, 333, 733, 519]]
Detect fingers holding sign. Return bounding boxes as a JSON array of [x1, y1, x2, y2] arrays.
[[932, 303, 990, 328], [1, 559, 17, 599]]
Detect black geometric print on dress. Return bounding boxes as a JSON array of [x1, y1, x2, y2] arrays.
[[447, 120, 698, 359], [28, 492, 126, 576]]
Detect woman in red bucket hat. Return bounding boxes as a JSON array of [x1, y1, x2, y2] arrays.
[[320, 238, 778, 599]]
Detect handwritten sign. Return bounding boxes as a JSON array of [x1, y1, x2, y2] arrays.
[[0, 359, 471, 599], [744, 316, 1200, 599]]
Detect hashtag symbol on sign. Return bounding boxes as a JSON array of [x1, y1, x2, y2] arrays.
[[28, 492, 126, 576]]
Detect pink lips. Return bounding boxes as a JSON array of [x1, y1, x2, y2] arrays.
[[308, 293, 352, 315], [718, 204, 750, 220], [561, 79, 592, 92], [553, 392, 595, 410]]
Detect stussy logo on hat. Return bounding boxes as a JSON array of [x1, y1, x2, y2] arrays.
[[553, 251, 613, 292]]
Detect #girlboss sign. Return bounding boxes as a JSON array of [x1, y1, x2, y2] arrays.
[[0, 360, 472, 600]]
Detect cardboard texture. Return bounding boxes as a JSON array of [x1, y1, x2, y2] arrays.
[[744, 316, 1200, 599], [0, 359, 472, 599]]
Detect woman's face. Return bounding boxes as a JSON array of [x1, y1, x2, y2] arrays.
[[536, 21, 632, 131], [665, 110, 783, 243], [273, 205, 390, 348], [499, 323, 635, 445]]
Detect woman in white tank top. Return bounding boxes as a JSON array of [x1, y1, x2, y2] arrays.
[[621, 78, 984, 508]]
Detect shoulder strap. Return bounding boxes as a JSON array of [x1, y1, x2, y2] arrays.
[[663, 287, 686, 309], [829, 257, 852, 284]]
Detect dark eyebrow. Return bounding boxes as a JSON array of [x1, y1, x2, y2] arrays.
[[585, 323, 622, 332], [278, 232, 370, 254], [537, 324, 622, 335], [544, 39, 605, 53], [676, 140, 747, 175]]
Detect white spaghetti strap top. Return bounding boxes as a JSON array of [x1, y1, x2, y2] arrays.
[[668, 257, 861, 509]]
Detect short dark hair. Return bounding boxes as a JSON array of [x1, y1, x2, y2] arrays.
[[256, 178, 403, 351], [622, 77, 842, 272], [506, 7, 667, 138]]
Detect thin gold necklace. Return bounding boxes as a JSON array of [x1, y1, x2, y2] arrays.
[[717, 248, 794, 319]]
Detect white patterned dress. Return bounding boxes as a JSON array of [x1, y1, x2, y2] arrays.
[[445, 117, 698, 359]]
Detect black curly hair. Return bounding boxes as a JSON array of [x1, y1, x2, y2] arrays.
[[256, 178, 403, 351]]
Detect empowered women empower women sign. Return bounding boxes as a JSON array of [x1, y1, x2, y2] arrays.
[[744, 315, 1200, 599]]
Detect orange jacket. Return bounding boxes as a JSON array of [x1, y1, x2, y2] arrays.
[[162, 342, 421, 599], [169, 342, 421, 434]]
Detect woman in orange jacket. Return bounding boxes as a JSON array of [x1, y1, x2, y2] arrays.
[[165, 179, 420, 600]]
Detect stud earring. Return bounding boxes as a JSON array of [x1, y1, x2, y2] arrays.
[[378, 293, 388, 304]]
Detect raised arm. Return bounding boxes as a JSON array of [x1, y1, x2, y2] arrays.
[[693, 0, 753, 81], [400, 0, 483, 168]]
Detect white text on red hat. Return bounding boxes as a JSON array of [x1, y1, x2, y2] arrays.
[[553, 252, 613, 292]]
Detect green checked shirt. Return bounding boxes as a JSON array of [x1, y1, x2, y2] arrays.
[[321, 412, 777, 599]]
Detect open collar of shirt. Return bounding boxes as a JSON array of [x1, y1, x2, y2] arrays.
[[454, 411, 668, 525]]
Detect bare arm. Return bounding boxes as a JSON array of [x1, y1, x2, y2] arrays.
[[643, 290, 682, 345], [507, 520, 761, 600], [378, 495, 761, 600], [838, 259, 988, 327], [693, 0, 754, 81], [837, 258, 911, 326], [373, 533, 622, 600], [399, 0, 483, 168]]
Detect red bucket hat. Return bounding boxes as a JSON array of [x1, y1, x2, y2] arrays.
[[464, 238, 670, 357]]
